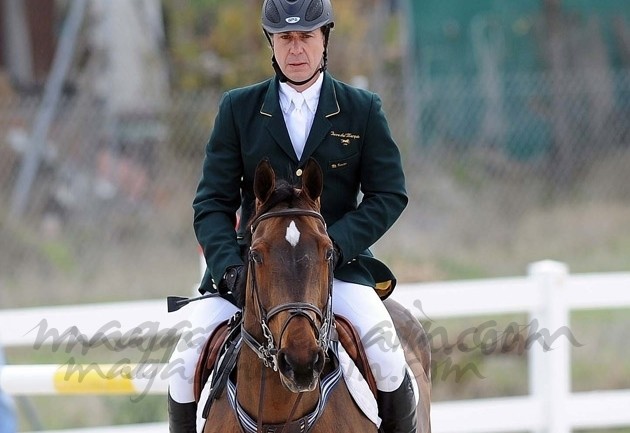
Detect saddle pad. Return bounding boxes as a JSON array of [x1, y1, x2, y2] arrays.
[[337, 343, 381, 427]]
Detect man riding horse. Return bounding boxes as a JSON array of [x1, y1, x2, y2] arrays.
[[167, 0, 416, 431]]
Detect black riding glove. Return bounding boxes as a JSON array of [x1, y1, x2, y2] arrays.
[[219, 264, 245, 296]]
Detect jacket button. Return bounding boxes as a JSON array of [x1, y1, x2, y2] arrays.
[[296, 168, 303, 176]]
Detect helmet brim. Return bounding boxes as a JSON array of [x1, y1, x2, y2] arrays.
[[263, 21, 334, 34]]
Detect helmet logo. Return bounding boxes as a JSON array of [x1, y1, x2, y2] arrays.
[[285, 16, 301, 24]]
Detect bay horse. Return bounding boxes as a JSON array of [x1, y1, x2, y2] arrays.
[[200, 158, 431, 433]]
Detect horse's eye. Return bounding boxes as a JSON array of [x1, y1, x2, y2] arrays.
[[250, 250, 263, 264]]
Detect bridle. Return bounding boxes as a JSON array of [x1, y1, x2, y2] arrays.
[[241, 208, 335, 372], [230, 207, 342, 433]]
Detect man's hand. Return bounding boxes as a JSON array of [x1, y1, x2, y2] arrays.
[[219, 264, 245, 295]]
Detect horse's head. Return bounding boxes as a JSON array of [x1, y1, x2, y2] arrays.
[[244, 158, 335, 393]]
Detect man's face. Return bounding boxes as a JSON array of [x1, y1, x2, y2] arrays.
[[272, 30, 325, 89]]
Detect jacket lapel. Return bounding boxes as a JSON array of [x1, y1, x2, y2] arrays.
[[259, 73, 341, 164], [260, 78, 299, 163], [300, 73, 340, 162]]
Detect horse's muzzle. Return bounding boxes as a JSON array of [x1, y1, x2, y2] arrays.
[[277, 347, 325, 392]]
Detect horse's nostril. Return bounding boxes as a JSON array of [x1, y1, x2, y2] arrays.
[[278, 350, 304, 375], [313, 349, 325, 373], [278, 349, 323, 376], [278, 351, 291, 373]]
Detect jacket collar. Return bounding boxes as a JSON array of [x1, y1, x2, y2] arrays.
[[260, 72, 340, 163], [260, 72, 339, 118]]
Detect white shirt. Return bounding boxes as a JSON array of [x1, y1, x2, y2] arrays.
[[278, 73, 323, 160]]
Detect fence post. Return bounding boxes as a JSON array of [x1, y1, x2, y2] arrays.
[[528, 260, 571, 433]]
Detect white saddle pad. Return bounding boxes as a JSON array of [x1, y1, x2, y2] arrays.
[[337, 344, 420, 427], [337, 343, 381, 427]]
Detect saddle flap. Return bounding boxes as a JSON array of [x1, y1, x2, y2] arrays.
[[334, 314, 378, 398], [193, 319, 230, 403]]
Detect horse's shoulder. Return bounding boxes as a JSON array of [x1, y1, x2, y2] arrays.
[[312, 383, 378, 432], [203, 397, 240, 433]]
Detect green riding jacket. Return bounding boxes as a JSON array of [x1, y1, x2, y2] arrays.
[[193, 72, 408, 300]]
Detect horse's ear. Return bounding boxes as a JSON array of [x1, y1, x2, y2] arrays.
[[254, 159, 275, 204], [301, 158, 323, 202]]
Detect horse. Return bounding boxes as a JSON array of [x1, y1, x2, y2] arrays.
[[199, 158, 431, 433]]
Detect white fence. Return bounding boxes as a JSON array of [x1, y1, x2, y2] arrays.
[[1, 260, 630, 432]]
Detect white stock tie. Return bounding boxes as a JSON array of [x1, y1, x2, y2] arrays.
[[289, 94, 307, 160]]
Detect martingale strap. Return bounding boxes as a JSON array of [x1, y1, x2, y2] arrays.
[[226, 341, 343, 433]]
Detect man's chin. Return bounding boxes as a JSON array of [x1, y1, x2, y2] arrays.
[[284, 70, 318, 84]]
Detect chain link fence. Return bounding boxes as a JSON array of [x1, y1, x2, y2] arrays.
[[2, 69, 630, 308]]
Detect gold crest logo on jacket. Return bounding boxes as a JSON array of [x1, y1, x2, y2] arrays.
[[331, 131, 360, 145]]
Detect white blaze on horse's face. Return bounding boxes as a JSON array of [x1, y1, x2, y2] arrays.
[[285, 220, 301, 247]]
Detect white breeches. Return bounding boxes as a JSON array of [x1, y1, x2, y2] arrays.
[[168, 279, 408, 403]]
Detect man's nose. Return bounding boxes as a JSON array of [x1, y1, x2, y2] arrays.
[[289, 38, 303, 54]]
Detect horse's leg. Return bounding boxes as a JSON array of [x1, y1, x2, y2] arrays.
[[384, 298, 432, 433]]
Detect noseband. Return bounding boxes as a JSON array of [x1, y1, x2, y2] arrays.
[[241, 208, 335, 371]]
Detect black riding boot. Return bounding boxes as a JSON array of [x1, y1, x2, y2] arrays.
[[168, 392, 198, 433], [377, 370, 417, 433]]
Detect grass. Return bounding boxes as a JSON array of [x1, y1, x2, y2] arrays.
[[427, 309, 630, 403], [426, 314, 531, 401], [571, 309, 630, 392]]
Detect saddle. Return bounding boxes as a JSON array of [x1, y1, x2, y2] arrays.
[[193, 314, 378, 405]]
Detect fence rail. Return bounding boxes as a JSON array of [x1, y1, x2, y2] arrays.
[[2, 260, 630, 432], [0, 364, 168, 396]]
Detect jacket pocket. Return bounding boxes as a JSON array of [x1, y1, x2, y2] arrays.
[[327, 153, 359, 171]]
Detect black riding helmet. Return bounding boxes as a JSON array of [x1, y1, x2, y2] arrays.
[[262, 0, 334, 33], [262, 0, 335, 86]]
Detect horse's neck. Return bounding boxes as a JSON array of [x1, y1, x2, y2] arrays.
[[236, 330, 320, 425]]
